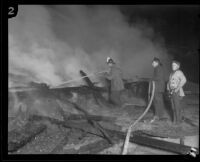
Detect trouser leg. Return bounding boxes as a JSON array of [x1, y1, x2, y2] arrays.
[[170, 97, 176, 123], [176, 95, 183, 123], [158, 93, 165, 118], [172, 93, 182, 124], [153, 93, 165, 118], [110, 91, 122, 106]]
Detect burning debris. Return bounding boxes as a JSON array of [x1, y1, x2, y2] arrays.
[[8, 69, 199, 155], [8, 68, 147, 153], [8, 5, 199, 155]]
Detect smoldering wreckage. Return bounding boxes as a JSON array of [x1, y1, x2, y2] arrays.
[[8, 63, 199, 155], [8, 5, 199, 155]]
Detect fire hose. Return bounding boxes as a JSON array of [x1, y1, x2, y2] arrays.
[[50, 70, 107, 89], [122, 80, 155, 155]]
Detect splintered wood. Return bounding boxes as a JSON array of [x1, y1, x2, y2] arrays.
[[8, 74, 199, 154]]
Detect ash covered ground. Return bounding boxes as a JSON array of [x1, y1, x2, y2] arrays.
[[8, 81, 199, 154], [7, 5, 199, 155]]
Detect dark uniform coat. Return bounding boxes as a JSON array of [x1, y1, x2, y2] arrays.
[[152, 65, 166, 118], [105, 65, 124, 91], [153, 65, 165, 93], [104, 65, 124, 106]]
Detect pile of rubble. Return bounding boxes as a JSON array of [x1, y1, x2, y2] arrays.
[[8, 71, 199, 155]]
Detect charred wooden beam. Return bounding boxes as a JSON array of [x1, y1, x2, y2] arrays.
[[64, 100, 114, 144], [55, 100, 116, 122], [65, 114, 116, 122], [28, 114, 198, 155], [79, 70, 96, 88], [8, 122, 47, 152], [28, 115, 103, 137], [29, 114, 121, 134], [130, 133, 199, 155], [104, 129, 199, 155], [28, 82, 49, 90], [98, 121, 122, 132], [79, 70, 110, 106], [79, 70, 100, 104]]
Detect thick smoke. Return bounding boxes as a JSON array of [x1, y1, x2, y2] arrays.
[[9, 5, 171, 87]]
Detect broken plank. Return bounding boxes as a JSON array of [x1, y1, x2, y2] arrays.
[[28, 114, 198, 155], [79, 70, 95, 88], [103, 129, 199, 155], [55, 99, 116, 122], [71, 102, 114, 144], [79, 70, 99, 104], [8, 122, 47, 152], [66, 113, 116, 122], [28, 114, 104, 137], [79, 70, 110, 106], [98, 121, 122, 132], [131, 130, 168, 139], [29, 114, 119, 138], [130, 133, 199, 155], [56, 99, 113, 143]]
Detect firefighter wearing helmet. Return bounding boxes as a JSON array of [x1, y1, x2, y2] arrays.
[[104, 57, 124, 106], [150, 57, 167, 123]]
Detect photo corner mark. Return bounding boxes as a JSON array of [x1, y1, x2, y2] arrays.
[[8, 4, 18, 19]]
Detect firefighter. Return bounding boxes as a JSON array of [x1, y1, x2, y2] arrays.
[[104, 57, 124, 106], [167, 60, 187, 125], [150, 57, 166, 123]]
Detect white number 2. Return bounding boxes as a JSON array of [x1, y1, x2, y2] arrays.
[[8, 7, 15, 15]]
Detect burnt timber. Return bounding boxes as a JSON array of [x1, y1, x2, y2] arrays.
[[27, 113, 198, 155], [8, 122, 47, 152]]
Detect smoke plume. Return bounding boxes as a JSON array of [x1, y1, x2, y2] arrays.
[[9, 5, 171, 87]]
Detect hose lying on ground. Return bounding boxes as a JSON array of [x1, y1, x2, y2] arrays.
[[122, 81, 155, 155]]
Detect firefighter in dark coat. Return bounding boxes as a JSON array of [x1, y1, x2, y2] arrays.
[[150, 57, 166, 123], [104, 57, 124, 106]]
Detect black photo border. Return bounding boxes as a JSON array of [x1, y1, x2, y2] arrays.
[[1, 0, 199, 161]]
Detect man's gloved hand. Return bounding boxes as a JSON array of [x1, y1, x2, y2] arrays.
[[102, 71, 107, 76], [103, 71, 110, 76]]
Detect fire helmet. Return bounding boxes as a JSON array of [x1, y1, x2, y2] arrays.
[[106, 57, 115, 64]]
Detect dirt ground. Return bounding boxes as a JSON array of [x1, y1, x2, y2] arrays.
[[8, 89, 199, 154]]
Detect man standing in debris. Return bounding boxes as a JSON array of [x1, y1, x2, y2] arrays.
[[104, 57, 124, 106], [167, 60, 187, 125], [151, 57, 166, 123]]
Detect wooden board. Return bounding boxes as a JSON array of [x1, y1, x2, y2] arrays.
[[8, 122, 47, 152]]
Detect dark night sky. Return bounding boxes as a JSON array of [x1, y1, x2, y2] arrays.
[[120, 5, 199, 46], [120, 5, 199, 83]]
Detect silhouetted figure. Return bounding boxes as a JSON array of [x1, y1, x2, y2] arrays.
[[104, 57, 124, 106], [150, 57, 166, 123]]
